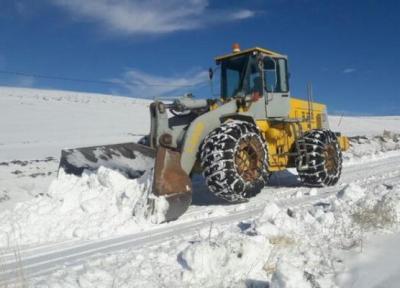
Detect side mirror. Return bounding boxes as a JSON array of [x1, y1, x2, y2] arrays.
[[208, 68, 214, 80]]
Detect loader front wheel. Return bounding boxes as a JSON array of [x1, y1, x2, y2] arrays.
[[200, 120, 269, 202], [296, 129, 342, 186]]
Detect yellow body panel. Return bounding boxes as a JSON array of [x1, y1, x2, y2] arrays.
[[185, 122, 205, 154], [255, 97, 348, 172], [289, 98, 327, 129], [338, 135, 350, 151]]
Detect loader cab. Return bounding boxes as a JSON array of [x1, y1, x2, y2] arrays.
[[216, 46, 291, 118]]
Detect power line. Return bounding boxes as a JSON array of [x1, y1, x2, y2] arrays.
[[0, 69, 201, 88]]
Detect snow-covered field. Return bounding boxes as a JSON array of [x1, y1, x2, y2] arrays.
[[329, 115, 400, 137], [0, 87, 149, 210], [0, 86, 399, 287]]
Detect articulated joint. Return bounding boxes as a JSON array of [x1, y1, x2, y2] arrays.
[[159, 133, 173, 147]]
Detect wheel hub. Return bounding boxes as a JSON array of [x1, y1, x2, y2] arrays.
[[234, 136, 264, 182], [324, 144, 337, 174]]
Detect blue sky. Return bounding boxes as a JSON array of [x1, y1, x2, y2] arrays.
[[0, 0, 399, 115]]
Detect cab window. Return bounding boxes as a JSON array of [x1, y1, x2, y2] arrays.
[[262, 57, 289, 93]]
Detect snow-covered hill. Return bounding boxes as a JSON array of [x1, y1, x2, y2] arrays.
[[0, 86, 399, 287], [0, 86, 150, 160], [0, 87, 150, 208], [329, 115, 400, 137]]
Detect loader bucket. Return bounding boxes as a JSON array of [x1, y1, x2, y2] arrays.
[[59, 142, 192, 222], [59, 142, 156, 179], [151, 147, 192, 221]]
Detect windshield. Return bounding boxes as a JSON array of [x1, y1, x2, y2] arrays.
[[221, 55, 261, 98], [221, 55, 248, 98], [220, 55, 289, 98]]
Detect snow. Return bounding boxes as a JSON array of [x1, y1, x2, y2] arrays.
[[27, 175, 400, 288], [337, 233, 400, 287], [0, 167, 173, 248], [0, 86, 400, 287], [0, 86, 150, 209], [0, 86, 150, 161]]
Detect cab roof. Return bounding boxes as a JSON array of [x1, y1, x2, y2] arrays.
[[215, 47, 286, 64]]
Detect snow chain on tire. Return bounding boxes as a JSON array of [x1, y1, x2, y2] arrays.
[[200, 120, 270, 202], [296, 129, 342, 186]]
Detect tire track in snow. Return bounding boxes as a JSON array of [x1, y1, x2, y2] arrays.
[[1, 154, 400, 285]]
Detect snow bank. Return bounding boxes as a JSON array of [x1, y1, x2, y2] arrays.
[[0, 167, 168, 248], [36, 180, 400, 287], [344, 131, 400, 164], [176, 182, 400, 287], [179, 233, 272, 287]]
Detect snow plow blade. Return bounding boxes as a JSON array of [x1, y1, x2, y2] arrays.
[[59, 142, 192, 222]]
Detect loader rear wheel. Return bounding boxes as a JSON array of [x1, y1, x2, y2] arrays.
[[296, 129, 342, 186], [200, 120, 269, 202]]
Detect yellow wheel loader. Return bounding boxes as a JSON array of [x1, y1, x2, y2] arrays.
[[59, 44, 349, 222]]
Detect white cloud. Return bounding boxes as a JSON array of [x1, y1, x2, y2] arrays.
[[114, 68, 209, 98], [231, 9, 255, 20], [51, 0, 255, 35], [343, 68, 356, 74]]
